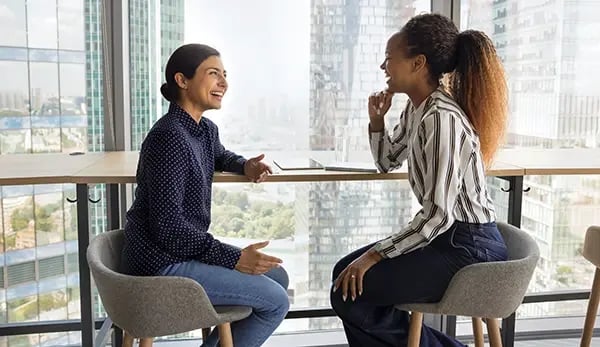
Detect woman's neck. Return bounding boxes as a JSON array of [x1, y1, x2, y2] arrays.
[[407, 82, 438, 109], [176, 99, 204, 123]]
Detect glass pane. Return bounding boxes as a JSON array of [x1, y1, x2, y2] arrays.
[[7, 295, 38, 323], [0, 61, 29, 117], [461, 0, 600, 330], [0, 129, 31, 154], [0, 0, 104, 333], [26, 0, 58, 49], [3, 195, 34, 251], [209, 180, 413, 334], [129, 0, 185, 150], [29, 63, 60, 117], [0, 0, 27, 46], [34, 192, 64, 247], [57, 0, 84, 51]]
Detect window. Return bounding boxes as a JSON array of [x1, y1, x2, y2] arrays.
[[126, 0, 430, 337], [462, 0, 600, 326], [0, 0, 103, 344]]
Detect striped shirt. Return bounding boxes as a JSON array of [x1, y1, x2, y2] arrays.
[[370, 87, 496, 259]]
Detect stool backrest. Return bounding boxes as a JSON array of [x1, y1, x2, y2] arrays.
[[583, 226, 600, 268], [87, 229, 220, 337], [437, 222, 540, 318]]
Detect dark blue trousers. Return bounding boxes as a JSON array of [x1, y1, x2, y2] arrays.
[[330, 221, 508, 347]]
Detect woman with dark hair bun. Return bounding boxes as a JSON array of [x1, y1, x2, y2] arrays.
[[330, 14, 509, 346], [122, 44, 289, 347]]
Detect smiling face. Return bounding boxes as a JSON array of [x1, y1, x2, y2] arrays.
[[379, 32, 426, 94], [174, 55, 228, 112]]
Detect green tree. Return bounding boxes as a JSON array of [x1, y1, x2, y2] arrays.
[[10, 199, 33, 232]]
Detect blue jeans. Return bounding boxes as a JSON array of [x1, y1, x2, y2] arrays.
[[330, 221, 508, 347], [160, 261, 289, 347]]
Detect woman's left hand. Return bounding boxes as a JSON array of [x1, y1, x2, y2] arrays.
[[334, 248, 383, 301], [244, 154, 273, 183]]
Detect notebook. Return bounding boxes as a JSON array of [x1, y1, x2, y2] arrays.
[[273, 158, 324, 170], [324, 161, 378, 173]]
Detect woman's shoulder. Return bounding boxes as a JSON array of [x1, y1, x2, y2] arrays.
[[141, 120, 190, 153]]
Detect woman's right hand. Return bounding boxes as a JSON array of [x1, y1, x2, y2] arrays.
[[368, 91, 393, 132], [235, 241, 283, 275]]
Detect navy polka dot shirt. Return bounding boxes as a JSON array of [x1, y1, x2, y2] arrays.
[[122, 103, 245, 276]]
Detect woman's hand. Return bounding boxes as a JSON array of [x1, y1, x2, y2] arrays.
[[368, 91, 393, 132], [244, 154, 273, 183], [333, 248, 383, 301], [235, 241, 283, 275]]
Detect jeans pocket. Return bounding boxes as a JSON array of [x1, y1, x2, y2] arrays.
[[449, 225, 476, 259], [473, 236, 508, 261]]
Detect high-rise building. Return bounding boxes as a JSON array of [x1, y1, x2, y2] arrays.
[[307, 0, 420, 329], [129, 0, 185, 150], [0, 1, 184, 345], [465, 0, 600, 318]]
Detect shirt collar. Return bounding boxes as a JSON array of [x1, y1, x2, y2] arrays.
[[412, 86, 444, 117], [168, 102, 205, 135]]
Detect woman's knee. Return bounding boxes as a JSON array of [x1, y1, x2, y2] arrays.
[[262, 281, 290, 317], [265, 266, 289, 290]]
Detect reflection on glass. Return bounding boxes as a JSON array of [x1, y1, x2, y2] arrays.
[[0, 205, 4, 254], [0, 129, 31, 154], [29, 63, 60, 116], [63, 189, 77, 241], [26, 0, 57, 49], [7, 295, 38, 322], [34, 193, 64, 247], [7, 334, 39, 347], [0, 294, 6, 324], [59, 64, 86, 115], [0, 61, 29, 117], [67, 283, 80, 319], [57, 0, 84, 51], [32, 128, 61, 153], [38, 290, 67, 321], [3, 196, 34, 251], [0, 0, 27, 46], [61, 127, 87, 153]]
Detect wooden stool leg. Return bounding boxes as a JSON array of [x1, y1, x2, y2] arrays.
[[485, 318, 503, 347], [582, 267, 600, 347], [218, 323, 233, 347], [408, 312, 423, 347], [139, 338, 153, 347], [122, 331, 134, 347], [472, 317, 485, 347], [202, 328, 212, 343]]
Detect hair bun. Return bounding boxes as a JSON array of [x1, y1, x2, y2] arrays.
[[160, 83, 175, 102]]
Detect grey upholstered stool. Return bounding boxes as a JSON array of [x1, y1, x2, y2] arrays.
[[396, 222, 540, 347], [87, 229, 252, 347], [581, 226, 600, 347]]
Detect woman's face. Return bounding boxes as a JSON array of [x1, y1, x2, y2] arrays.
[[177, 55, 228, 111], [380, 33, 424, 94]]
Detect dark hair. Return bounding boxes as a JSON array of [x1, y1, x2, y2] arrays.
[[401, 14, 508, 167], [160, 44, 220, 102]]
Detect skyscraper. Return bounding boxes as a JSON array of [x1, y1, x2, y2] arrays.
[[128, 0, 184, 150], [0, 1, 184, 345]]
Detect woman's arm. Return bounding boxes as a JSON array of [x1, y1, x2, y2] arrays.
[[213, 126, 246, 174], [369, 102, 411, 172], [374, 111, 467, 258]]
